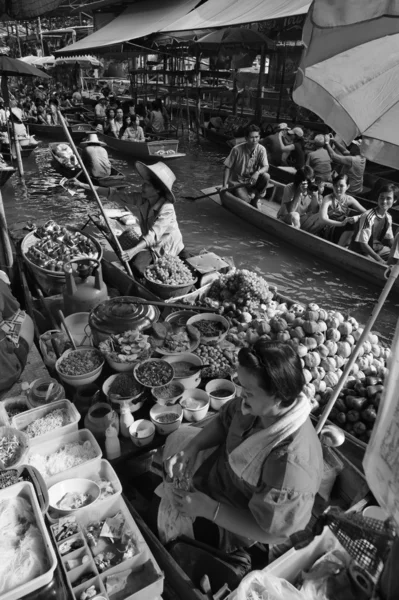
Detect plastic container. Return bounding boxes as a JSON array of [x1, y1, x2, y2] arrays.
[[186, 313, 230, 344], [180, 389, 210, 422], [362, 506, 387, 521], [129, 420, 155, 447], [0, 395, 30, 426], [84, 402, 119, 444], [56, 347, 105, 389], [73, 384, 100, 419], [11, 399, 81, 445], [48, 478, 101, 515], [163, 352, 203, 390], [120, 401, 134, 438], [149, 404, 183, 435], [63, 312, 93, 346], [143, 268, 197, 299], [105, 425, 121, 460], [205, 379, 236, 411], [25, 429, 102, 488], [27, 377, 66, 408], [0, 481, 57, 600]]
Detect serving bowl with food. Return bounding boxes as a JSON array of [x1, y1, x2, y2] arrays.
[[98, 329, 152, 372], [163, 352, 203, 389], [148, 321, 200, 355], [152, 381, 185, 406], [149, 404, 183, 435], [39, 329, 73, 368], [55, 347, 104, 388], [144, 255, 197, 299], [134, 358, 174, 389], [48, 478, 100, 516], [186, 313, 230, 344], [205, 379, 236, 411], [102, 373, 144, 413], [180, 389, 210, 422]]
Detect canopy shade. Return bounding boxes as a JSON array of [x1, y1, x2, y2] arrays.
[[0, 56, 52, 78], [195, 28, 276, 51], [161, 0, 310, 31], [55, 55, 101, 67], [55, 0, 200, 56], [293, 0, 399, 169], [20, 55, 55, 67]]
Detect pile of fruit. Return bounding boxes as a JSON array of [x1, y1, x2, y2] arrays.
[[195, 343, 234, 379], [145, 255, 194, 286]]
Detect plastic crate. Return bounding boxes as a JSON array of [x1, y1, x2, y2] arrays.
[[0, 395, 31, 426], [47, 459, 122, 522], [11, 399, 81, 445], [0, 481, 57, 600], [25, 429, 102, 488]]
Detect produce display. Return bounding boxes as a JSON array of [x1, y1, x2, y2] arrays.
[[195, 344, 234, 379], [23, 408, 70, 438], [4, 402, 29, 420], [108, 374, 143, 399], [58, 349, 103, 376], [28, 440, 97, 480], [180, 397, 207, 410], [99, 330, 151, 364], [145, 255, 194, 285], [153, 382, 184, 400], [149, 321, 200, 353], [0, 496, 49, 595], [25, 221, 99, 272], [134, 359, 174, 388]]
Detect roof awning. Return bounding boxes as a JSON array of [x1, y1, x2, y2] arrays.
[[161, 0, 311, 31], [55, 0, 200, 56]]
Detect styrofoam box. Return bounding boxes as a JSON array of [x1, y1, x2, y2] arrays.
[[47, 459, 122, 522], [11, 399, 81, 445], [227, 528, 347, 599], [25, 428, 102, 488], [0, 395, 31, 426], [0, 481, 57, 600]]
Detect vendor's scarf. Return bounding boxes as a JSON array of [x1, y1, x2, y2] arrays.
[[228, 392, 311, 487]]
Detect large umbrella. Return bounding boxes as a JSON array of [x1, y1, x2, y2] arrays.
[[293, 0, 399, 169], [0, 55, 52, 79]]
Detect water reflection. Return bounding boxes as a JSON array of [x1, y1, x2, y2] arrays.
[[2, 136, 398, 342]]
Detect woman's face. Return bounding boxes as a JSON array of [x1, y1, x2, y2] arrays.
[[333, 178, 349, 197], [135, 115, 140, 125], [109, 109, 115, 119], [126, 116, 131, 126], [238, 366, 281, 419], [142, 180, 160, 201], [299, 180, 308, 194]]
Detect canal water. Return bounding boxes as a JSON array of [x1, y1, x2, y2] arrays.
[[3, 134, 398, 343]]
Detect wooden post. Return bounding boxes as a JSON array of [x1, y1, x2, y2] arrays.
[[276, 42, 287, 122], [255, 44, 266, 123], [195, 49, 201, 140]]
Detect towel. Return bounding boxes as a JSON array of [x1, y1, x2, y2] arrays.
[[228, 392, 311, 487]]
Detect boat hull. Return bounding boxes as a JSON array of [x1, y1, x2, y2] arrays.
[[29, 123, 96, 142], [98, 133, 186, 161]]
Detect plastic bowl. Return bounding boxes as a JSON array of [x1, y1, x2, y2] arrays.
[[143, 268, 197, 300], [180, 389, 210, 422], [205, 379, 236, 411], [55, 347, 104, 388], [134, 358, 174, 389], [102, 374, 144, 413], [48, 478, 100, 516], [149, 404, 183, 435], [163, 352, 203, 389], [129, 419, 156, 447], [186, 313, 230, 344], [63, 312, 92, 346], [152, 381, 185, 406], [104, 356, 137, 372]]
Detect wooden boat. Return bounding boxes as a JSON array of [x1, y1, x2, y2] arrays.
[[1, 142, 37, 159], [49, 143, 126, 188], [202, 186, 399, 297], [97, 132, 186, 161], [29, 122, 97, 142], [0, 166, 16, 186]]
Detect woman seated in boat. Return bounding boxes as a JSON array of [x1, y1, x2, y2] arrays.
[[36, 105, 48, 125], [102, 108, 116, 136], [317, 173, 366, 246], [277, 166, 315, 228], [135, 102, 150, 129], [110, 107, 124, 139], [80, 133, 112, 179], [349, 184, 398, 263], [0, 272, 34, 393], [59, 93, 73, 109], [148, 100, 165, 135], [46, 99, 64, 126], [162, 340, 323, 558], [120, 115, 145, 142]]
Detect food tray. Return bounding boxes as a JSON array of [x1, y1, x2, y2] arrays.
[[47, 459, 122, 522], [0, 396, 31, 426], [51, 495, 164, 600], [25, 429, 102, 489], [0, 481, 57, 600], [11, 399, 80, 446]]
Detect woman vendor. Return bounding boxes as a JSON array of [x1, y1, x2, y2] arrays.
[[75, 161, 186, 276], [0, 272, 34, 393], [163, 340, 323, 559]]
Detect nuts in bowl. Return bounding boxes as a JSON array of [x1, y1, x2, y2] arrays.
[[55, 347, 104, 387], [134, 358, 174, 388]]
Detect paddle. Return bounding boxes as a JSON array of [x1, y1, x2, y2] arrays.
[[129, 297, 218, 313], [58, 309, 77, 351], [183, 182, 247, 201], [315, 261, 399, 434], [56, 110, 133, 279]]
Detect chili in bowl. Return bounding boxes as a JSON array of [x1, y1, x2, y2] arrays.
[[134, 358, 174, 388]]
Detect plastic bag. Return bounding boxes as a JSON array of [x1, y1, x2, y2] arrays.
[[236, 571, 306, 600]]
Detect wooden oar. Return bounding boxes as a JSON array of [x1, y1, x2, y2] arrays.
[[183, 182, 247, 201], [131, 297, 218, 313], [56, 109, 133, 279], [316, 261, 399, 434]]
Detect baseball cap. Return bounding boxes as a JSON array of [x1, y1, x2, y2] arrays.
[[276, 122, 289, 131], [288, 126, 304, 138]]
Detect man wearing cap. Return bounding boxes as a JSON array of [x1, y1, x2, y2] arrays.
[[94, 97, 108, 127], [324, 136, 366, 195], [262, 123, 300, 167], [72, 86, 82, 105], [306, 134, 332, 182], [222, 124, 270, 208], [34, 84, 46, 103], [80, 133, 112, 179]]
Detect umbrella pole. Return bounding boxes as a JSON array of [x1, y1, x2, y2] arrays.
[[56, 110, 134, 279], [1, 76, 24, 176], [315, 262, 399, 434]]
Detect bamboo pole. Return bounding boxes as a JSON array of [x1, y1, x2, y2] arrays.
[[316, 261, 399, 434], [56, 110, 133, 278], [255, 45, 266, 123]]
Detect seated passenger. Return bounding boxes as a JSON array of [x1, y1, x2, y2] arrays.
[[277, 166, 315, 228], [318, 174, 366, 246], [300, 177, 327, 233], [306, 135, 332, 182], [262, 123, 292, 166], [349, 184, 398, 263], [120, 115, 145, 142]]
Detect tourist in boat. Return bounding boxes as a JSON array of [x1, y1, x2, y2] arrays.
[[325, 136, 366, 195], [36, 105, 48, 125], [46, 99, 63, 126], [71, 86, 83, 105], [148, 100, 165, 134], [80, 133, 112, 179], [277, 166, 315, 228], [306, 134, 333, 182], [0, 272, 34, 392], [349, 184, 398, 263], [94, 97, 108, 127], [33, 84, 46, 103], [59, 93, 73, 109], [318, 173, 366, 246], [103, 108, 116, 135], [223, 124, 270, 209], [135, 102, 149, 129], [163, 340, 323, 557], [110, 107, 124, 138], [120, 115, 145, 142], [288, 128, 306, 170]]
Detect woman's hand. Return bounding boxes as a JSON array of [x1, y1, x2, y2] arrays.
[[121, 248, 138, 262], [164, 444, 198, 481], [172, 488, 216, 520]]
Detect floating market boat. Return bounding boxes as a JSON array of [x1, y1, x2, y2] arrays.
[[203, 186, 399, 297], [29, 122, 96, 142], [97, 133, 186, 162], [0, 166, 16, 186], [1, 142, 38, 160]]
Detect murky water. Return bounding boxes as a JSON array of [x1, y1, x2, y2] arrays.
[[2, 134, 398, 343]]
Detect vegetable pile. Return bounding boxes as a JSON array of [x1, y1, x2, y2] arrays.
[[99, 330, 151, 364], [26, 221, 98, 272], [28, 440, 97, 480], [109, 374, 142, 399], [58, 349, 103, 376], [134, 359, 174, 387], [145, 255, 194, 285], [23, 408, 70, 439]]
